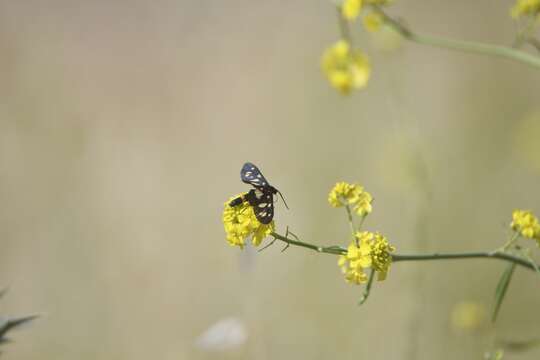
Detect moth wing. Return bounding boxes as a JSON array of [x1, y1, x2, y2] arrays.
[[240, 162, 270, 188], [245, 190, 274, 224]]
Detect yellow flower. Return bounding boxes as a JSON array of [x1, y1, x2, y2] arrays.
[[321, 40, 371, 95], [338, 231, 395, 284], [342, 0, 362, 21], [363, 12, 383, 32], [328, 182, 356, 207], [353, 190, 373, 216], [450, 301, 486, 331], [328, 181, 373, 216], [369, 232, 395, 280], [223, 194, 275, 248], [511, 209, 540, 240], [510, 0, 540, 18]]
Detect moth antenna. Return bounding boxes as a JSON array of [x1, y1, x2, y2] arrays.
[[278, 191, 289, 210]]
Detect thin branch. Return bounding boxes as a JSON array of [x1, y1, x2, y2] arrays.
[[270, 232, 346, 255], [269, 232, 540, 271], [345, 205, 357, 241], [392, 252, 538, 271], [374, 7, 540, 69], [358, 269, 375, 305], [336, 5, 353, 44]]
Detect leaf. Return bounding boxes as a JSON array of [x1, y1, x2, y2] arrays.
[[497, 338, 540, 352], [0, 315, 39, 341], [492, 263, 517, 323]]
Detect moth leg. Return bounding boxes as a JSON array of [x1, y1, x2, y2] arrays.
[[277, 191, 289, 209], [287, 229, 300, 241], [258, 238, 277, 252]]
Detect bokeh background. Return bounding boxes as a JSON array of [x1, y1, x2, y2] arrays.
[[1, 0, 539, 359]]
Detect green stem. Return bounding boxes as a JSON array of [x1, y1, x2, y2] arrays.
[[392, 252, 537, 271], [270, 232, 347, 255], [500, 231, 520, 252], [358, 269, 375, 305], [269, 232, 540, 271], [336, 5, 353, 45], [515, 245, 540, 275], [345, 205, 357, 239], [375, 8, 540, 69], [358, 214, 366, 231]]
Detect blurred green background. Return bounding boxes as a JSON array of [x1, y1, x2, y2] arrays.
[[1, 0, 539, 359]]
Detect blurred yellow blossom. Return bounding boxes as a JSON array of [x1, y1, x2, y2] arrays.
[[511, 209, 540, 241], [510, 0, 540, 18], [363, 12, 383, 32], [338, 231, 395, 284], [223, 194, 274, 248], [321, 40, 371, 94], [328, 181, 373, 216], [342, 0, 362, 21], [451, 301, 486, 331]]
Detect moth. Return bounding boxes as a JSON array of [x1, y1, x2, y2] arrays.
[[229, 162, 288, 224]]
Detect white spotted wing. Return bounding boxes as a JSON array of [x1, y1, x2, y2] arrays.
[[245, 189, 274, 224], [240, 162, 269, 189]]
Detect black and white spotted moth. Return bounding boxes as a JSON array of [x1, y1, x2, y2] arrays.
[[229, 162, 288, 224]]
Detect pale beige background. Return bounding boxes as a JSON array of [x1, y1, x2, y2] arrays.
[[0, 0, 539, 359]]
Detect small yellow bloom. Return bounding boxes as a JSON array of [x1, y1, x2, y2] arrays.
[[348, 240, 373, 268], [450, 301, 486, 331], [369, 232, 395, 280], [328, 181, 357, 207], [363, 12, 383, 32], [338, 231, 395, 284], [353, 190, 373, 216], [342, 0, 362, 21], [321, 40, 371, 95], [223, 194, 275, 248], [510, 0, 540, 18], [511, 209, 540, 241], [328, 181, 373, 216]]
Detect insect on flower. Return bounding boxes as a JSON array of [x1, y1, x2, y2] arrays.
[[229, 162, 288, 224]]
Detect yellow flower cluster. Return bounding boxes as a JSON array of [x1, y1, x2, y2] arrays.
[[511, 209, 540, 241], [328, 181, 373, 216], [363, 12, 384, 32], [510, 0, 540, 18], [223, 194, 274, 249], [342, 0, 389, 32], [322, 0, 393, 94], [342, 0, 362, 21], [321, 40, 370, 95], [338, 231, 395, 283]]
